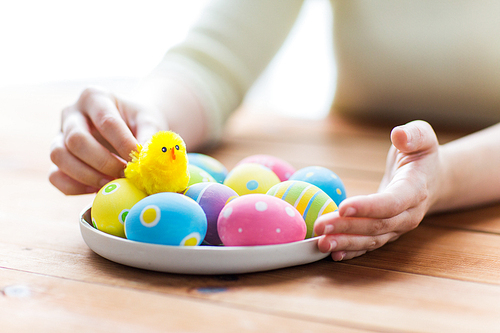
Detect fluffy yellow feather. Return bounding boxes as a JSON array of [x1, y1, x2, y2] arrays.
[[124, 131, 190, 195]]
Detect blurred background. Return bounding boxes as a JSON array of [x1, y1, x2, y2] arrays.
[[0, 0, 336, 119]]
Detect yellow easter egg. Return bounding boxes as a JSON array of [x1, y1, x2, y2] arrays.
[[223, 163, 280, 196], [91, 178, 147, 238], [267, 180, 338, 238]]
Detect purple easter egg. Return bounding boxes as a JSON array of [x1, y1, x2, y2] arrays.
[[184, 182, 238, 245]]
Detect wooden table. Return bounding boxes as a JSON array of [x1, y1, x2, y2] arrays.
[[2, 83, 500, 332]]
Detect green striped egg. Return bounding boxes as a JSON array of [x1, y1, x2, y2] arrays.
[[267, 180, 338, 238]]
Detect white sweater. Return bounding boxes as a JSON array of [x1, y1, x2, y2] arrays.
[[157, 0, 500, 139]]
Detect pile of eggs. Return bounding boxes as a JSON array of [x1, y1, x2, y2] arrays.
[[91, 153, 346, 247]]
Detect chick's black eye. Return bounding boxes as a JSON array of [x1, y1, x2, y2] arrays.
[[175, 145, 180, 150], [162, 147, 167, 153]]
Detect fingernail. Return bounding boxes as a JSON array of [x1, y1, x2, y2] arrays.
[[343, 207, 356, 217], [404, 128, 412, 144], [329, 240, 338, 252], [334, 251, 346, 262], [323, 225, 334, 234]]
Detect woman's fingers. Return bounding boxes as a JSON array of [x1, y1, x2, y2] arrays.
[[314, 206, 422, 237], [317, 232, 399, 254], [50, 87, 166, 195], [48, 165, 99, 195], [76, 87, 139, 161], [50, 134, 113, 189], [336, 174, 427, 220], [391, 120, 438, 153], [331, 250, 367, 262], [312, 121, 441, 261], [117, 98, 166, 145], [62, 112, 127, 178]]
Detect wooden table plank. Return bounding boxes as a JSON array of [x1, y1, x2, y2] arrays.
[[227, 108, 472, 145], [1, 241, 500, 332], [219, 112, 391, 174], [4, 202, 500, 286], [1, 269, 369, 333], [3, 168, 500, 286], [2, 83, 500, 333], [347, 223, 500, 284], [5, 147, 497, 279], [423, 205, 500, 234]]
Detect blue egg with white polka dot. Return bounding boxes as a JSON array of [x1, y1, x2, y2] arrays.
[[289, 166, 346, 206], [124, 192, 207, 246]]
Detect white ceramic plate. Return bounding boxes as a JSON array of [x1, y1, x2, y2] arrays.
[[79, 205, 330, 275]]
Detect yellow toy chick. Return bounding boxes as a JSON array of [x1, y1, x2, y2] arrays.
[[124, 131, 190, 195]]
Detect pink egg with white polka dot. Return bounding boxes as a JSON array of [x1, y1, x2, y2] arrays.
[[236, 154, 296, 181], [217, 194, 307, 246]]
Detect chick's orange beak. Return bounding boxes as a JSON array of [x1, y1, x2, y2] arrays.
[[170, 147, 176, 160]]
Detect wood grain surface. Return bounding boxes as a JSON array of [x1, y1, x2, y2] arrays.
[[1, 84, 499, 332]]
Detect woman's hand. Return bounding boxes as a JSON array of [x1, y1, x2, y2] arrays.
[[314, 120, 443, 261], [49, 87, 166, 195]]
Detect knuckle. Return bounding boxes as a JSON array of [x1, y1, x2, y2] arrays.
[[80, 87, 106, 101], [65, 129, 87, 153], [408, 217, 421, 231], [367, 237, 381, 250], [388, 192, 406, 215], [400, 210, 421, 232], [344, 237, 356, 249], [77, 87, 114, 112], [49, 146, 64, 165], [413, 120, 433, 134], [371, 219, 388, 234], [97, 113, 119, 131]]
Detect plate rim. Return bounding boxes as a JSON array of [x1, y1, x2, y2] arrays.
[[79, 205, 330, 274]]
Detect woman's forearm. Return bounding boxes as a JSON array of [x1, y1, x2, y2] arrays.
[[430, 123, 500, 213]]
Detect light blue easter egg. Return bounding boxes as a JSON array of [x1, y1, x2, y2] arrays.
[[289, 166, 346, 206], [124, 192, 207, 246]]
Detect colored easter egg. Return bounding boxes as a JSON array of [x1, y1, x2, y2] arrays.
[[124, 192, 207, 246], [184, 182, 238, 245], [236, 154, 295, 181], [91, 178, 147, 238], [267, 180, 338, 238], [188, 153, 227, 183], [187, 164, 216, 187], [218, 194, 306, 246], [223, 163, 280, 196], [289, 166, 346, 205]]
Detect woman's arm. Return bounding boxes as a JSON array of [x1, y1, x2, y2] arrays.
[[431, 122, 500, 213], [314, 120, 500, 261], [50, 0, 305, 195], [136, 0, 305, 143]]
